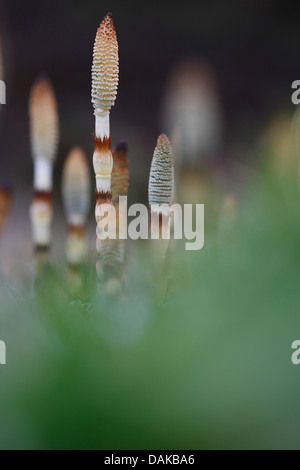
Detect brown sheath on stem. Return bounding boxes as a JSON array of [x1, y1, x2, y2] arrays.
[[112, 140, 129, 203], [96, 190, 112, 206], [33, 190, 52, 203]]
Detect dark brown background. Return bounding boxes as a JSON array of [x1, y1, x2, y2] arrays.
[[1, 0, 299, 181], [0, 0, 299, 267]]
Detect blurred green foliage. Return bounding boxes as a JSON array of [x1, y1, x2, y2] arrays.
[[1, 168, 300, 450]]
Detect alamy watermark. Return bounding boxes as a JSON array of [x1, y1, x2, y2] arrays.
[[0, 80, 6, 105], [0, 340, 6, 365], [291, 340, 300, 365], [96, 197, 204, 251]]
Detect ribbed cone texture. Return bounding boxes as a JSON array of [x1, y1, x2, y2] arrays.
[[29, 75, 59, 162], [112, 140, 129, 201], [148, 134, 174, 206], [62, 147, 91, 225], [92, 13, 119, 113]]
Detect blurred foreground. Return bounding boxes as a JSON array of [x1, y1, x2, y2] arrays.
[[0, 164, 300, 449]]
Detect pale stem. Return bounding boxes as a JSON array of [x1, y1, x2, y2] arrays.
[[31, 222, 51, 247], [34, 157, 53, 192], [95, 111, 110, 138]]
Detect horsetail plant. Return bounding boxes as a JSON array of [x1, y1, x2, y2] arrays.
[[112, 140, 129, 204], [29, 74, 59, 252], [148, 134, 174, 262], [91, 13, 119, 285], [92, 13, 118, 204], [96, 140, 129, 293], [147, 134, 175, 301], [62, 147, 91, 266]]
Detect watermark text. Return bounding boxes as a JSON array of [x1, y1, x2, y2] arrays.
[[96, 197, 204, 251], [0, 340, 6, 365], [0, 80, 6, 104]]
